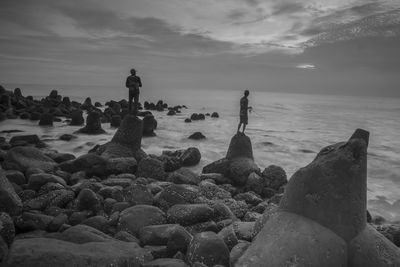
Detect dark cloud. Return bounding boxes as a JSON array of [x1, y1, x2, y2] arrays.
[[227, 9, 247, 20], [244, 0, 260, 7], [272, 2, 305, 16]]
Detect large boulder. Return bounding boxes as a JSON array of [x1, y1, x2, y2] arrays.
[[157, 184, 200, 210], [75, 112, 106, 134], [166, 204, 214, 226], [38, 113, 53, 126], [2, 146, 57, 173], [48, 224, 114, 244], [187, 231, 230, 267], [95, 115, 147, 161], [142, 114, 157, 137], [4, 238, 153, 267], [179, 147, 201, 167], [0, 171, 22, 216], [137, 157, 166, 180], [118, 205, 167, 235], [226, 132, 253, 160], [70, 110, 84, 126]]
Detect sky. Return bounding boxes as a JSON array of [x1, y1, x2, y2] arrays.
[[0, 0, 400, 96]]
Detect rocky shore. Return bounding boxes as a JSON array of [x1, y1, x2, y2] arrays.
[[0, 87, 399, 267]]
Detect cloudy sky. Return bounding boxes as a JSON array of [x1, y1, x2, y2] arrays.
[[0, 0, 399, 96]]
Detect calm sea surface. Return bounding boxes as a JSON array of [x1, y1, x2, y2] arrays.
[[2, 83, 400, 221]]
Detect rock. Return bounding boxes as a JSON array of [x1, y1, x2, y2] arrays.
[[245, 172, 264, 195], [143, 114, 157, 137], [48, 152, 76, 163], [211, 112, 219, 118], [118, 205, 167, 235], [138, 157, 166, 180], [30, 112, 41, 121], [110, 115, 122, 127], [81, 215, 113, 235], [227, 157, 259, 185], [261, 165, 287, 190], [81, 97, 93, 110], [226, 132, 253, 160], [166, 225, 193, 255], [2, 146, 57, 173], [15, 212, 54, 231], [114, 230, 140, 243], [60, 153, 107, 176], [234, 192, 262, 206], [238, 129, 400, 266], [0, 212, 15, 245], [230, 241, 250, 266], [143, 258, 189, 267], [106, 157, 137, 175], [167, 168, 200, 185], [202, 158, 230, 175], [199, 181, 231, 201], [76, 188, 100, 212], [375, 224, 400, 247], [38, 113, 53, 126], [4, 170, 26, 185], [179, 147, 201, 167], [94, 101, 102, 107], [157, 184, 200, 210], [166, 204, 214, 226], [27, 173, 66, 191], [75, 112, 106, 134], [123, 184, 153, 205], [187, 231, 230, 267], [184, 118, 191, 123], [0, 236, 7, 262], [96, 115, 147, 161], [218, 225, 238, 250], [70, 110, 84, 126], [188, 132, 206, 140], [9, 134, 43, 147], [232, 221, 255, 241], [242, 211, 262, 222], [139, 224, 182, 246], [166, 110, 176, 116], [199, 173, 230, 185], [0, 170, 23, 215], [5, 237, 152, 267], [59, 134, 77, 141]]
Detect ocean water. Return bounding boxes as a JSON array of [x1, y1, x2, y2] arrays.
[[1, 83, 400, 221]]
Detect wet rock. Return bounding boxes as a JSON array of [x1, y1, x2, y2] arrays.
[[138, 157, 166, 180], [157, 184, 200, 210], [218, 224, 238, 250], [228, 158, 259, 185], [167, 110, 176, 116], [167, 204, 214, 226], [9, 135, 43, 148], [184, 118, 191, 123], [167, 168, 200, 185], [81, 215, 114, 235], [118, 205, 167, 235], [5, 237, 152, 267], [59, 134, 77, 141], [38, 113, 53, 126], [96, 115, 147, 161], [199, 173, 230, 185], [81, 97, 93, 110], [110, 115, 122, 127], [0, 170, 23, 215], [143, 115, 157, 137], [114, 230, 140, 243], [166, 225, 192, 255], [75, 112, 106, 134], [188, 132, 206, 140], [27, 173, 66, 191], [106, 157, 137, 175], [261, 165, 287, 190], [202, 158, 230, 175], [4, 170, 26, 185], [211, 112, 219, 118], [123, 184, 153, 206], [229, 241, 250, 266], [187, 231, 230, 267], [139, 224, 182, 246], [70, 110, 84, 126], [2, 146, 57, 173], [179, 147, 201, 167], [76, 188, 100, 212], [0, 212, 15, 245]]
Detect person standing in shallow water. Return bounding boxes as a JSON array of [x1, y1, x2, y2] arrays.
[[237, 90, 252, 133], [125, 68, 142, 115]]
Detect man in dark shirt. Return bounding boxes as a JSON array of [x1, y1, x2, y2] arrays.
[[237, 90, 251, 133], [125, 68, 142, 115]]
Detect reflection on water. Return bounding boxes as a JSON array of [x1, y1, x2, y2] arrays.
[[1, 85, 400, 221]]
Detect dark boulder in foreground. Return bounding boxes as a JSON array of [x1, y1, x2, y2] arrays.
[[93, 115, 147, 161], [4, 238, 153, 267], [0, 170, 22, 216], [75, 112, 106, 135]]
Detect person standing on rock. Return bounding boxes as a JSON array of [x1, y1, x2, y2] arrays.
[[237, 90, 252, 133], [125, 68, 142, 115]]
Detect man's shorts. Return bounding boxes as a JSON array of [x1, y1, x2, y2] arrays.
[[240, 114, 248, 124], [129, 88, 140, 100]]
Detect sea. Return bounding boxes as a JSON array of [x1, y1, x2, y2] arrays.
[[1, 83, 400, 222]]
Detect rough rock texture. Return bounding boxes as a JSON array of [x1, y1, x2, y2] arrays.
[[138, 157, 166, 181], [187, 231, 230, 267], [166, 204, 214, 226], [143, 114, 157, 137], [118, 205, 167, 235], [4, 237, 153, 267], [2, 146, 57, 173], [179, 147, 201, 167], [95, 115, 147, 161], [0, 171, 23, 216], [75, 112, 106, 134], [226, 133, 253, 160]]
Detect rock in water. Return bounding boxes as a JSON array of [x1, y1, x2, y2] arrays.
[[95, 115, 147, 161], [70, 110, 84, 126], [237, 129, 400, 266], [226, 132, 253, 160], [38, 113, 53, 126], [202, 132, 259, 186], [0, 170, 22, 216], [142, 114, 157, 137], [75, 112, 106, 134], [4, 238, 153, 267]]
